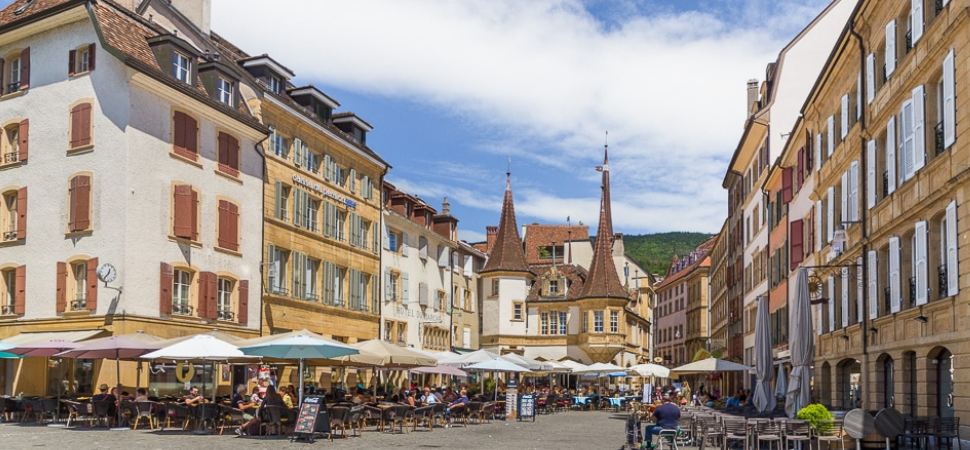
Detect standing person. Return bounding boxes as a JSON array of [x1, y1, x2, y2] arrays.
[[643, 397, 681, 449]]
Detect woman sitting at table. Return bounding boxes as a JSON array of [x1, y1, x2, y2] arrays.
[[235, 385, 284, 436], [280, 386, 294, 409]]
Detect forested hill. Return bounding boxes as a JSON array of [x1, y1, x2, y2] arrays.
[[623, 232, 715, 276]]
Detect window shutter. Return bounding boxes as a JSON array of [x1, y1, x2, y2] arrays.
[[796, 148, 804, 189], [886, 116, 897, 194], [902, 100, 915, 180], [218, 200, 230, 249], [74, 175, 90, 231], [815, 133, 822, 170], [866, 53, 875, 104], [827, 116, 835, 156], [790, 219, 803, 270], [840, 171, 848, 226], [274, 181, 284, 219], [856, 256, 864, 323], [857, 72, 862, 120], [826, 187, 834, 243], [384, 269, 392, 300], [914, 220, 928, 305], [228, 134, 239, 172], [19, 47, 29, 90], [173, 111, 185, 154], [943, 49, 956, 148], [840, 95, 849, 139], [18, 119, 28, 162], [868, 251, 878, 319], [782, 167, 792, 203], [885, 20, 896, 77], [946, 200, 959, 296], [56, 261, 67, 313], [68, 49, 76, 76], [372, 222, 379, 253], [0, 58, 4, 95], [815, 200, 823, 252], [218, 133, 228, 167], [201, 272, 218, 319], [238, 280, 249, 325], [827, 276, 835, 333], [867, 140, 876, 209], [14, 265, 25, 315], [849, 161, 859, 221], [841, 267, 849, 328], [173, 185, 193, 238], [228, 202, 239, 251], [86, 257, 98, 312], [190, 189, 199, 241], [889, 236, 901, 313], [911, 0, 923, 44], [912, 85, 925, 172], [159, 262, 173, 316], [75, 103, 92, 147], [401, 232, 409, 256], [88, 43, 96, 71], [16, 187, 26, 240], [68, 177, 78, 231]]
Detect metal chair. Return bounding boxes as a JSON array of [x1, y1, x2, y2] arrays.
[[784, 419, 812, 450], [328, 406, 351, 438], [466, 401, 484, 424], [258, 405, 285, 436], [815, 420, 845, 450], [658, 428, 680, 450], [131, 401, 159, 430], [756, 420, 784, 450], [412, 405, 434, 431], [92, 398, 115, 427], [216, 404, 246, 435], [722, 418, 748, 450], [936, 417, 962, 450]]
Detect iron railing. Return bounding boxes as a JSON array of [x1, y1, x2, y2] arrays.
[[172, 302, 193, 315], [884, 286, 892, 315], [70, 298, 87, 311], [905, 30, 913, 54], [883, 171, 890, 198], [2, 152, 17, 164], [2, 229, 17, 241], [217, 309, 235, 321], [935, 122, 945, 155], [938, 265, 948, 299], [0, 304, 14, 315], [908, 276, 917, 307]]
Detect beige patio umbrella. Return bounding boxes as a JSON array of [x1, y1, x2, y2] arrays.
[[338, 340, 436, 368]]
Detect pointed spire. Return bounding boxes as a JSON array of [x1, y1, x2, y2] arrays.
[[481, 164, 530, 275], [579, 139, 626, 300]]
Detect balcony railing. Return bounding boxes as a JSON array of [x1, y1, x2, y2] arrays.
[[172, 302, 194, 316], [905, 30, 913, 54], [936, 0, 946, 15], [882, 171, 890, 199], [882, 64, 888, 83], [908, 276, 917, 307], [267, 285, 288, 296], [0, 304, 14, 315], [938, 265, 948, 299], [6, 82, 19, 93], [884, 286, 891, 315], [935, 122, 945, 155], [2, 151, 17, 164], [301, 292, 319, 302], [217, 309, 235, 321], [70, 298, 87, 311], [2, 229, 17, 242]]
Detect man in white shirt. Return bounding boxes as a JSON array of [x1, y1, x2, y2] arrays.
[[420, 386, 439, 405]]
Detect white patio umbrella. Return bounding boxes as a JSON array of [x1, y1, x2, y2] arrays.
[[752, 295, 776, 414], [786, 269, 815, 418], [141, 334, 254, 402], [669, 358, 752, 374], [557, 360, 588, 372], [574, 362, 625, 375], [628, 363, 670, 378], [466, 357, 531, 401], [442, 349, 499, 367], [501, 353, 552, 371]]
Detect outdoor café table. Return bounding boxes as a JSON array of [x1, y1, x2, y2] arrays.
[[608, 397, 624, 410], [573, 396, 589, 408]]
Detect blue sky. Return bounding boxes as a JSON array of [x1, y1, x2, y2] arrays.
[[7, 0, 832, 242]]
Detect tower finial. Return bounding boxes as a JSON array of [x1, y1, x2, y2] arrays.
[[603, 130, 609, 166], [506, 156, 512, 191]]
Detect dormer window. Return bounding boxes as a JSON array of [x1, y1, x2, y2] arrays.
[[217, 77, 233, 106], [269, 75, 283, 94], [75, 46, 90, 73], [173, 52, 191, 83]]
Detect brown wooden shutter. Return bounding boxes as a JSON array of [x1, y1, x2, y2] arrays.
[[0, 58, 4, 95], [200, 271, 217, 320], [68, 175, 91, 232], [56, 262, 67, 313], [781, 167, 793, 203], [173, 111, 185, 154], [14, 265, 25, 315], [16, 187, 26, 240], [86, 257, 98, 311], [159, 262, 173, 316], [217, 200, 229, 249], [70, 104, 92, 148], [173, 111, 198, 160], [185, 114, 198, 157], [173, 185, 193, 238], [68, 49, 76, 76], [238, 280, 248, 326], [790, 219, 804, 270], [228, 134, 239, 171], [19, 47, 29, 90], [218, 133, 228, 166], [88, 44, 96, 71], [18, 119, 27, 162], [190, 188, 199, 241], [796, 148, 804, 190], [228, 202, 239, 251]]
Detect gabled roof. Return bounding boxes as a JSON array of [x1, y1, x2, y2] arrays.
[[578, 147, 627, 300], [480, 173, 530, 275], [0, 0, 78, 31]]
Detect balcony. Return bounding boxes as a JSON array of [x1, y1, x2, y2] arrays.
[[884, 286, 891, 314], [0, 304, 14, 315], [578, 332, 626, 362], [300, 292, 319, 302], [908, 276, 917, 307], [217, 309, 235, 321], [938, 265, 948, 299], [2, 229, 17, 242], [905, 30, 913, 54], [267, 285, 288, 297], [2, 151, 17, 164], [935, 122, 945, 155], [172, 302, 194, 316], [70, 298, 87, 311]]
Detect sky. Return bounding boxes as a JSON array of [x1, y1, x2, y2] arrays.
[[15, 0, 832, 242]]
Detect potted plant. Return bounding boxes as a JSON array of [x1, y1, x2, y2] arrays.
[[797, 403, 834, 434]]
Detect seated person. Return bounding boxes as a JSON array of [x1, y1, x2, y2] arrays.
[[231, 384, 257, 420], [280, 386, 294, 409], [134, 387, 149, 402], [644, 398, 681, 449], [91, 384, 112, 403], [445, 389, 469, 422], [183, 386, 205, 406], [236, 385, 284, 436], [420, 387, 439, 405], [406, 391, 417, 407]]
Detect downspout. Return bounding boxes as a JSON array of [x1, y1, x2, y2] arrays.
[[849, 21, 871, 409]]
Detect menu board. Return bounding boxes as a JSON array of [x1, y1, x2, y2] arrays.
[[517, 394, 535, 422], [293, 396, 322, 435]]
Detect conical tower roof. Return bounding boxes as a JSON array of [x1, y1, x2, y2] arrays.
[[579, 146, 627, 299], [481, 172, 530, 275]]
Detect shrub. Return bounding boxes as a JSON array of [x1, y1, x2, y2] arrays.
[[797, 403, 834, 434], [484, 377, 497, 394]]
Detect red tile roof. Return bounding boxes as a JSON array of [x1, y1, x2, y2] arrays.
[[480, 174, 530, 275], [0, 0, 77, 30], [523, 224, 589, 264], [578, 148, 627, 300]]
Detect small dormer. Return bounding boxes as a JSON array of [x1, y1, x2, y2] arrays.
[[148, 34, 201, 86], [332, 112, 373, 146], [388, 190, 412, 218], [239, 54, 294, 95], [432, 197, 458, 241], [289, 85, 339, 123], [412, 203, 436, 228], [198, 60, 240, 108]]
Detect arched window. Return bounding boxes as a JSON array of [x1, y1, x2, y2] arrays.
[[929, 347, 954, 418], [878, 354, 895, 408], [902, 351, 917, 416]]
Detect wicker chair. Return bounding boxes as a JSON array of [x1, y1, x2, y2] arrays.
[[131, 401, 160, 430], [432, 403, 448, 427], [216, 404, 247, 435], [412, 405, 434, 431], [163, 402, 191, 429], [328, 406, 351, 438], [466, 401, 484, 424], [92, 398, 116, 427], [258, 405, 285, 436], [448, 403, 468, 427], [61, 400, 92, 427]]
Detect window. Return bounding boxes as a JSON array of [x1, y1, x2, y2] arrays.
[[2, 120, 27, 165], [387, 271, 400, 302], [268, 75, 283, 95], [548, 278, 559, 295], [274, 182, 290, 221], [172, 111, 198, 160], [292, 189, 318, 231], [513, 302, 523, 321], [268, 245, 289, 295], [610, 310, 619, 333], [418, 236, 429, 259], [69, 103, 93, 150], [333, 266, 346, 306], [216, 200, 239, 252], [1, 189, 24, 242], [69, 44, 95, 75], [173, 52, 191, 83], [559, 311, 567, 335], [491, 279, 500, 297], [3, 48, 29, 94], [336, 210, 346, 241], [217, 277, 233, 320], [172, 269, 193, 315], [70, 262, 86, 310], [217, 77, 233, 106], [268, 126, 288, 158], [172, 184, 198, 240], [68, 175, 91, 233], [594, 311, 604, 333], [387, 230, 400, 252], [217, 132, 239, 176], [397, 323, 406, 344], [1, 267, 16, 315], [541, 312, 548, 334]]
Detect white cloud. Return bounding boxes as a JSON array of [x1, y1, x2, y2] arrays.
[[459, 229, 487, 243], [212, 0, 826, 234]]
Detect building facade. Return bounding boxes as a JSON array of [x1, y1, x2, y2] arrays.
[[654, 240, 713, 367], [0, 0, 267, 395], [451, 240, 485, 352]]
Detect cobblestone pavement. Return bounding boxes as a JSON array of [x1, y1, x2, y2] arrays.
[[0, 410, 639, 450]]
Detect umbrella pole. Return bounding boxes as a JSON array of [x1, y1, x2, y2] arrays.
[[298, 358, 305, 406], [115, 351, 122, 427]]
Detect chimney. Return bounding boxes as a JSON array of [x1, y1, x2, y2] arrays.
[[442, 197, 451, 215], [486, 226, 498, 253], [746, 79, 760, 115], [170, 0, 212, 35]]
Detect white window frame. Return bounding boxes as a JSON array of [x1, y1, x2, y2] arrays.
[[217, 77, 233, 106], [173, 52, 191, 83]]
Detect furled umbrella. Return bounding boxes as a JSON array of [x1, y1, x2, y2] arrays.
[[786, 269, 815, 418], [774, 365, 788, 399], [752, 295, 776, 414], [238, 329, 359, 406]]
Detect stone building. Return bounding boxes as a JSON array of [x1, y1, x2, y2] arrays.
[[654, 240, 713, 368]]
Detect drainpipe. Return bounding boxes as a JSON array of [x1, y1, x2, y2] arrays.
[[849, 21, 871, 410]]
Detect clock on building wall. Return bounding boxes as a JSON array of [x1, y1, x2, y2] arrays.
[[97, 263, 117, 284]]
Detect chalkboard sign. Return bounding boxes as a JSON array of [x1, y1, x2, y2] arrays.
[[291, 396, 330, 443], [517, 394, 536, 422]]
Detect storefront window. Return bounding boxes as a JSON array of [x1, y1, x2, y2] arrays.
[[148, 362, 214, 397], [46, 358, 94, 396]]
